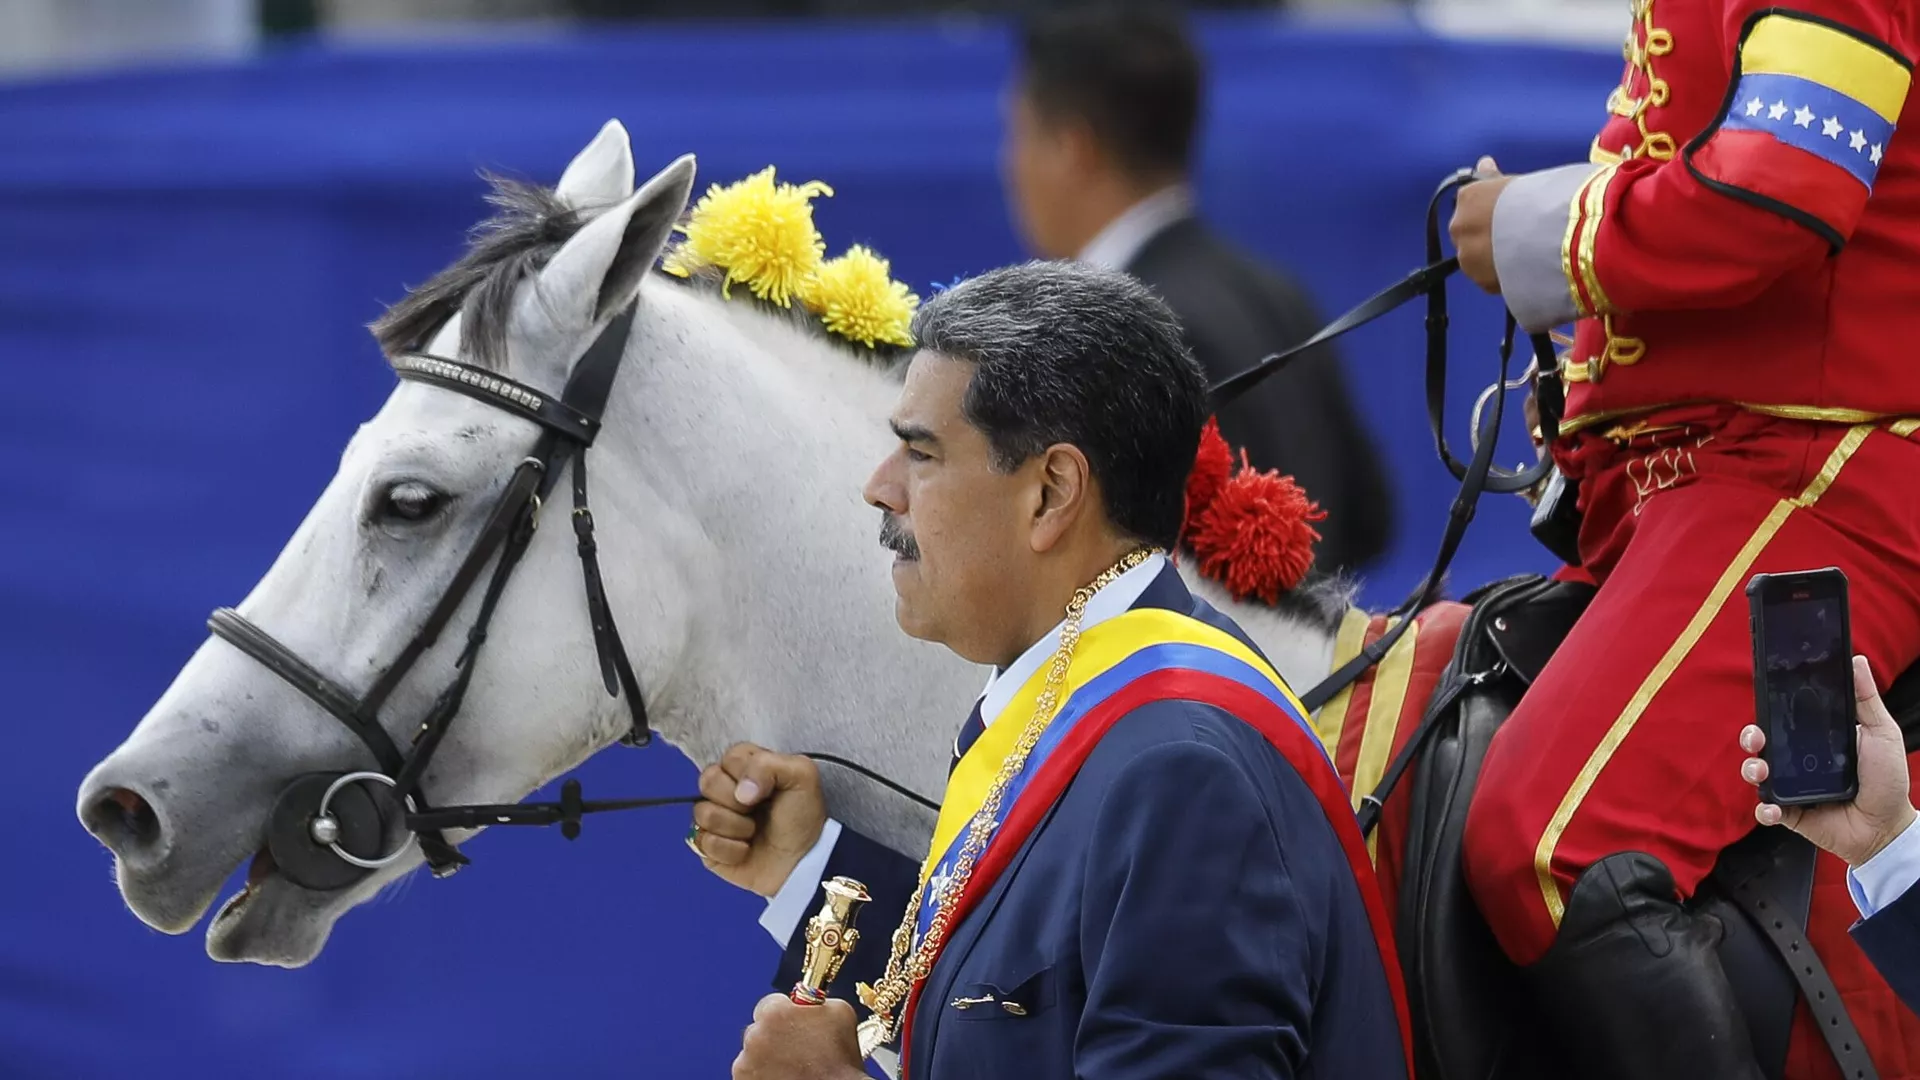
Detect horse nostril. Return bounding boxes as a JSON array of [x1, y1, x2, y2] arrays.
[[83, 786, 163, 855]]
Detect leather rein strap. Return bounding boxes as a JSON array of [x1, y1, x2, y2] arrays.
[[1209, 169, 1556, 715]]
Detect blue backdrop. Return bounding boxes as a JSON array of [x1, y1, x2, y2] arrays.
[[0, 12, 1620, 1077]]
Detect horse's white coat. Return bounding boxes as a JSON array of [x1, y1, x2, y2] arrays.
[[75, 121, 1341, 967]]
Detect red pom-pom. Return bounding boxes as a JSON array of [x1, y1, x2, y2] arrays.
[[1183, 417, 1233, 539], [1187, 452, 1326, 604]]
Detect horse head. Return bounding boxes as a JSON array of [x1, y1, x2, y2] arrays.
[[72, 123, 734, 966]]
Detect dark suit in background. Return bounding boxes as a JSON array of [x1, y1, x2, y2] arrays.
[[1126, 215, 1395, 574]]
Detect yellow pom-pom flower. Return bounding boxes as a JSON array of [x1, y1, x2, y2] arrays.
[[661, 166, 832, 307], [801, 245, 919, 348]]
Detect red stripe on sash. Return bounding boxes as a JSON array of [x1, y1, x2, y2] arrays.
[[899, 668, 1414, 1076]]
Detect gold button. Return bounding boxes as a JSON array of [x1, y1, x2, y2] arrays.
[[1001, 1001, 1027, 1017]]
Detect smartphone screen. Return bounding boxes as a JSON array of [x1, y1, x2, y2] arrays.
[[1756, 577, 1855, 803]]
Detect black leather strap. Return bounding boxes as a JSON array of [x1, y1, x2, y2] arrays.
[[1717, 834, 1880, 1080], [1209, 255, 1459, 409], [360, 455, 549, 715], [404, 778, 698, 836], [206, 607, 407, 774], [1300, 308, 1520, 714], [393, 355, 600, 444], [570, 448, 653, 745]]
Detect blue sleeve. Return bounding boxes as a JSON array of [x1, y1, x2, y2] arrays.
[[771, 823, 921, 999], [1850, 876, 1920, 1014], [1074, 737, 1309, 1080]]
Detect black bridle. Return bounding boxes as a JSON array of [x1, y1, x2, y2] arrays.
[[212, 304, 940, 893], [207, 306, 679, 889], [207, 167, 1547, 893]]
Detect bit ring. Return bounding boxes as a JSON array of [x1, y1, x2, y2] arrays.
[[311, 771, 419, 870]]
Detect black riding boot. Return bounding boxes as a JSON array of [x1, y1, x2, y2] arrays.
[[1522, 851, 1766, 1080]]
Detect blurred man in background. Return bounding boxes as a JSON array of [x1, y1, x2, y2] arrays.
[[1000, 3, 1396, 576]]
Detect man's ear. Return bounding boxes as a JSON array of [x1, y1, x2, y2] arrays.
[[1029, 444, 1092, 554]]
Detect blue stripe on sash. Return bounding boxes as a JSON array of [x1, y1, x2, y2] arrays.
[[914, 642, 1318, 941]]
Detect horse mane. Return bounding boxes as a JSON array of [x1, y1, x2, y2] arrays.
[[367, 173, 914, 372], [1262, 568, 1363, 636]]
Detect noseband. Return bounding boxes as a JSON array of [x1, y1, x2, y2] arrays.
[[207, 305, 689, 890]]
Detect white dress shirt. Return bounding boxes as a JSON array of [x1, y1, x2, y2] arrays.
[[1848, 814, 1920, 919], [757, 552, 1169, 945], [1073, 184, 1194, 271]]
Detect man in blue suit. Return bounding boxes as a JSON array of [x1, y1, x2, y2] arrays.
[[1740, 654, 1920, 1013], [688, 261, 1411, 1079]]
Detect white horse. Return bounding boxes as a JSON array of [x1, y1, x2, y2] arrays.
[[75, 121, 1352, 969]]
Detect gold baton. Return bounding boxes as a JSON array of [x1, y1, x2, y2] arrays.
[[789, 876, 871, 1006]]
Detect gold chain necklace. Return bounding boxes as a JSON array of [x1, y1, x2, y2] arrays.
[[855, 547, 1160, 1053]]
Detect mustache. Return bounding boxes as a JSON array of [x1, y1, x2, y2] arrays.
[[879, 514, 920, 561]]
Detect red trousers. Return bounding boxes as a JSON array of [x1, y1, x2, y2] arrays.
[[1463, 406, 1920, 1078]]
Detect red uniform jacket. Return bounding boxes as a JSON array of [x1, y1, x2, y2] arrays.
[[1490, 1, 1920, 437]]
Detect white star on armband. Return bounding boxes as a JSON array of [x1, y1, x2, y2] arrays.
[[1771, 101, 1791, 121], [1850, 130, 1868, 152], [1823, 117, 1844, 139], [1745, 97, 1765, 117], [1793, 105, 1815, 127], [1872, 143, 1885, 165]]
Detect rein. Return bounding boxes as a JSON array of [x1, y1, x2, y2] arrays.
[[1212, 169, 1559, 716]]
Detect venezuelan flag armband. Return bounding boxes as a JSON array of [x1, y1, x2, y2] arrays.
[[1686, 9, 1914, 249]]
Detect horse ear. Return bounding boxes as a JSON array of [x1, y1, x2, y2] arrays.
[[532, 154, 696, 334], [554, 119, 635, 210]]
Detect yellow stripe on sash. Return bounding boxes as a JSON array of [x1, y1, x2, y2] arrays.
[[924, 608, 1299, 883], [1742, 13, 1912, 124]]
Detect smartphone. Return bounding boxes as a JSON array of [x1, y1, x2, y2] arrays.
[[1747, 568, 1857, 806]]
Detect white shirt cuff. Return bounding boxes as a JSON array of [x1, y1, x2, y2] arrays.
[[758, 817, 842, 947], [1846, 814, 1920, 919]]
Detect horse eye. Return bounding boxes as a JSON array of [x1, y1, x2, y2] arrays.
[[382, 482, 447, 523]]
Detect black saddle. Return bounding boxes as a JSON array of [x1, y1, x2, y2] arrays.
[[1397, 572, 1920, 1080]]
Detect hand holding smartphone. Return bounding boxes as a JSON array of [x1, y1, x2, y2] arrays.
[[1748, 568, 1858, 807]]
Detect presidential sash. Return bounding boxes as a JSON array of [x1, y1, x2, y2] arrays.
[[898, 607, 1413, 1072]]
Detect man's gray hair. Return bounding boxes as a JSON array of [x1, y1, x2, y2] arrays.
[[910, 260, 1207, 549]]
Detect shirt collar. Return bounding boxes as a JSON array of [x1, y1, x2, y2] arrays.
[[1074, 185, 1194, 271], [976, 552, 1169, 729]]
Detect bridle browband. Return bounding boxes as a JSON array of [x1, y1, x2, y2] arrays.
[[205, 167, 1549, 892]]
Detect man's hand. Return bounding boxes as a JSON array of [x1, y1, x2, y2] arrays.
[[733, 994, 867, 1080], [1741, 655, 1918, 868], [690, 743, 827, 897], [1449, 156, 1515, 295]]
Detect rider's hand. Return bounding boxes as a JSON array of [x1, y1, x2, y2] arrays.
[[690, 742, 827, 897], [1741, 655, 1917, 868], [1450, 156, 1514, 295]]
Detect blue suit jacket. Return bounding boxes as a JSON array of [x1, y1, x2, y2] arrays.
[[775, 567, 1409, 1078], [1852, 878, 1920, 1014]]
